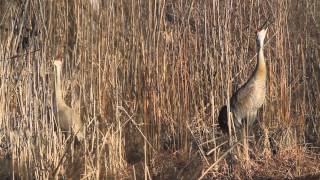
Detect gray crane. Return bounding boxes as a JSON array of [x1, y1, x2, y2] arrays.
[[53, 58, 85, 141], [218, 25, 268, 135]]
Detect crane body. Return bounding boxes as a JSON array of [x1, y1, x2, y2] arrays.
[[54, 59, 84, 141], [219, 27, 268, 134]]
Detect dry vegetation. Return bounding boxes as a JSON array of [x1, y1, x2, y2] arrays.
[[0, 0, 320, 179]]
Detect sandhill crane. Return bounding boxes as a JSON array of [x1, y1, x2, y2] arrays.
[[218, 24, 269, 159], [53, 58, 84, 141]]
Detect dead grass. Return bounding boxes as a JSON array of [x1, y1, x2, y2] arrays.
[[0, 0, 320, 179]]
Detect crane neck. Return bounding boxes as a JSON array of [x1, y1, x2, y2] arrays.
[[258, 45, 265, 66], [55, 65, 64, 103], [255, 42, 266, 79]]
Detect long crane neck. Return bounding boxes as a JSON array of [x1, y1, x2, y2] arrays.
[[55, 65, 64, 103], [254, 41, 266, 79]]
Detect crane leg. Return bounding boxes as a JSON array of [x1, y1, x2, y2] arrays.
[[242, 123, 249, 163]]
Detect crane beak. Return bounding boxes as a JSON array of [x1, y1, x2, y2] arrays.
[[264, 27, 268, 32], [256, 21, 270, 33], [260, 21, 269, 31], [260, 16, 273, 31]]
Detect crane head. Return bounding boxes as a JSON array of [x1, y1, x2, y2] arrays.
[[256, 28, 267, 47], [53, 54, 63, 67], [256, 18, 271, 47]]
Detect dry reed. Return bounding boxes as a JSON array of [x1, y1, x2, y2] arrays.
[[0, 0, 319, 179]]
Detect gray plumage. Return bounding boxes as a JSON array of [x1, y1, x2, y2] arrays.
[[219, 28, 268, 133], [54, 59, 84, 141]]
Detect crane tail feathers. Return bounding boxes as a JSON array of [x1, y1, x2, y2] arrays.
[[218, 105, 229, 134]]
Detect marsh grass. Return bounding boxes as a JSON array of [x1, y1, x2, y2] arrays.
[[0, 0, 320, 179]]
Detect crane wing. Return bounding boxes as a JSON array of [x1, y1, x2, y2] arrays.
[[231, 82, 256, 110]]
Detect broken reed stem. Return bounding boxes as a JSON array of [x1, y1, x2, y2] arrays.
[[199, 141, 240, 180]]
